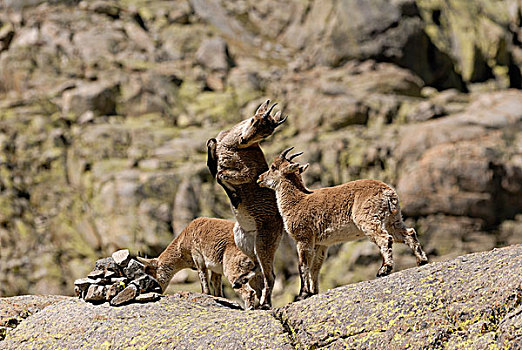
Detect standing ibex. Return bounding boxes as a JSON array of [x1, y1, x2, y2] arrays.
[[258, 148, 428, 300], [207, 100, 286, 309], [137, 218, 256, 309]]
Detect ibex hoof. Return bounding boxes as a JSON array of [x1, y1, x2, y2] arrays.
[[418, 259, 428, 266], [257, 303, 272, 310], [377, 265, 392, 277], [294, 292, 314, 302]]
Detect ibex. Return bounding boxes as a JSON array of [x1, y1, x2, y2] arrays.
[[207, 99, 286, 309], [258, 148, 428, 301], [137, 218, 256, 309]]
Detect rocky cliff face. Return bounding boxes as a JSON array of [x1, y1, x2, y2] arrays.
[[0, 0, 521, 304], [1, 245, 521, 349]]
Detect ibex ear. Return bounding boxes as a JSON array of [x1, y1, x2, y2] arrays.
[[137, 257, 158, 267], [206, 138, 218, 178], [286, 163, 301, 173], [299, 163, 309, 173], [255, 99, 270, 115]]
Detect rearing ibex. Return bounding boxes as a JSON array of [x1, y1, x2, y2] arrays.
[[207, 100, 286, 309], [258, 148, 428, 301]]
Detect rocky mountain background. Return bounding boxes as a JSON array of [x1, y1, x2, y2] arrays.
[[0, 0, 521, 307]]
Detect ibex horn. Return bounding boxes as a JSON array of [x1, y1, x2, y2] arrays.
[[277, 115, 288, 126], [280, 147, 294, 159], [288, 152, 303, 161], [262, 103, 278, 119]]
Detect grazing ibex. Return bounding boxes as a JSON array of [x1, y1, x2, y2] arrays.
[[137, 218, 256, 309], [258, 148, 428, 301], [207, 99, 286, 309]]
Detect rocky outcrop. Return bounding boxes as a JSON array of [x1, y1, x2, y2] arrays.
[[277, 245, 522, 349], [417, 0, 522, 87], [74, 250, 161, 305], [1, 293, 294, 349], [397, 89, 522, 223], [0, 0, 521, 303], [1, 245, 521, 349]]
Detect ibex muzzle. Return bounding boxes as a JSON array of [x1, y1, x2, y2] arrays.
[[239, 100, 287, 147]]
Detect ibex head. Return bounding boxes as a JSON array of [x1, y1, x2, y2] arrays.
[[257, 147, 309, 189], [239, 99, 287, 147], [136, 256, 168, 292]]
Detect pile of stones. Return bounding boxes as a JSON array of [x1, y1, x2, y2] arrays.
[[74, 249, 162, 306]]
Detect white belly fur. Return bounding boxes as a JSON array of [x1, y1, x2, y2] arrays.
[[233, 207, 257, 259], [233, 206, 257, 232], [318, 222, 365, 246], [204, 257, 223, 274]]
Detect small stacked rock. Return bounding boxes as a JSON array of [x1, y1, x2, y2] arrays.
[[74, 249, 161, 306]]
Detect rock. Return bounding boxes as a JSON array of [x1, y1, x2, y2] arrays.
[[135, 292, 160, 303], [109, 284, 138, 306], [105, 281, 125, 301], [83, 0, 120, 18], [73, 278, 94, 289], [84, 285, 106, 302], [190, 0, 255, 44], [71, 22, 128, 64], [1, 246, 521, 348], [74, 278, 98, 298], [276, 245, 522, 349], [9, 27, 39, 48], [61, 81, 118, 117], [396, 90, 522, 223], [111, 249, 130, 267], [195, 37, 233, 71], [131, 275, 161, 293], [94, 257, 118, 273], [282, 0, 464, 89], [168, 6, 191, 25], [416, 0, 521, 87], [110, 277, 127, 284], [281, 62, 424, 132], [499, 215, 522, 246], [0, 295, 68, 341], [87, 269, 104, 279], [123, 22, 154, 53], [404, 100, 445, 122], [204, 71, 226, 91], [0, 22, 14, 52], [77, 250, 164, 304], [103, 270, 116, 279], [123, 260, 145, 281]]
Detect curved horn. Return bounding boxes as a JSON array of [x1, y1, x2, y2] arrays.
[[262, 103, 278, 119], [276, 115, 287, 126], [288, 151, 303, 161], [280, 146, 294, 159]]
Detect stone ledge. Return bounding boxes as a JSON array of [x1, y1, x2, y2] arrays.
[[1, 245, 521, 349]]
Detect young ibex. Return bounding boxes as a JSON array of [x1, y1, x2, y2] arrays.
[[258, 148, 428, 300], [137, 217, 256, 309], [207, 99, 286, 309]]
